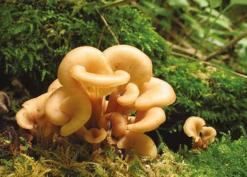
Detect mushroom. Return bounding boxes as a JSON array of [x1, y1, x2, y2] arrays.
[[103, 45, 152, 111], [117, 132, 157, 158], [76, 127, 107, 144], [16, 79, 61, 130], [183, 116, 217, 149], [45, 87, 70, 126], [117, 83, 139, 107], [103, 45, 153, 87], [200, 126, 217, 147], [183, 116, 206, 143], [127, 107, 166, 133], [135, 77, 176, 111], [56, 46, 130, 136]]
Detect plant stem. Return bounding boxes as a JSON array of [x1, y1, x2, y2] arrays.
[[205, 30, 247, 61]]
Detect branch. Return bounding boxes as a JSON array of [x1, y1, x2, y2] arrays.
[[205, 30, 247, 61], [100, 0, 135, 9], [172, 52, 247, 80], [167, 41, 205, 60]]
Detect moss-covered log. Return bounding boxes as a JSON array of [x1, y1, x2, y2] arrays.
[[0, 0, 246, 136]]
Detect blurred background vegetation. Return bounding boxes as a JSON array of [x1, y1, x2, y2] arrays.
[[0, 0, 247, 176]]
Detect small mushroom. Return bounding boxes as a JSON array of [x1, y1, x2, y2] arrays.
[[77, 127, 107, 144], [201, 126, 217, 147], [183, 116, 217, 149], [183, 116, 206, 143], [16, 92, 51, 129], [135, 77, 176, 110], [127, 107, 166, 133], [16, 79, 61, 130], [117, 132, 157, 158]]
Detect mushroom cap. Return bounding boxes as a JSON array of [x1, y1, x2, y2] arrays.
[[58, 46, 130, 98], [135, 77, 176, 110], [16, 92, 51, 129], [47, 79, 62, 92], [117, 132, 157, 158], [201, 126, 217, 143], [45, 87, 70, 126], [183, 116, 206, 142], [103, 45, 153, 87], [117, 83, 139, 107], [77, 127, 107, 144], [127, 107, 166, 133], [70, 65, 130, 97], [59, 92, 92, 136]]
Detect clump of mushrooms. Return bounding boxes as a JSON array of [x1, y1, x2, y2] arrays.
[[16, 45, 176, 158], [183, 116, 217, 149]]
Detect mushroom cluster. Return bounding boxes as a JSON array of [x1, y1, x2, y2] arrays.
[[16, 45, 176, 158], [183, 116, 217, 149]]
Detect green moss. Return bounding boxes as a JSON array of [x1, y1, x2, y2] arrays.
[[185, 135, 247, 177], [0, 0, 168, 94], [0, 130, 189, 177], [156, 56, 247, 135]]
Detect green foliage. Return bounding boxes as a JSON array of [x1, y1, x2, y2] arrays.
[[185, 135, 247, 177], [155, 56, 247, 135], [0, 0, 167, 94], [138, 0, 247, 75]]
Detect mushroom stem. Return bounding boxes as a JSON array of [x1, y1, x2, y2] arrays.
[[87, 97, 104, 128]]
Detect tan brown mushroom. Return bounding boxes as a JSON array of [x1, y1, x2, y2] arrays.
[[117, 83, 139, 107], [16, 79, 61, 130], [135, 77, 176, 111], [127, 107, 166, 133], [104, 45, 152, 112], [183, 116, 206, 143], [200, 126, 217, 148], [55, 46, 130, 136], [183, 116, 216, 149], [76, 127, 107, 144], [103, 45, 153, 87], [117, 132, 157, 158]]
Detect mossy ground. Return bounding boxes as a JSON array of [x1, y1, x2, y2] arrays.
[[0, 125, 246, 177], [0, 125, 190, 177]]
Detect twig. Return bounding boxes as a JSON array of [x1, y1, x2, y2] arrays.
[[167, 41, 205, 60], [100, 0, 135, 9], [205, 30, 247, 61], [98, 12, 120, 45], [172, 51, 247, 80], [97, 26, 106, 48]]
